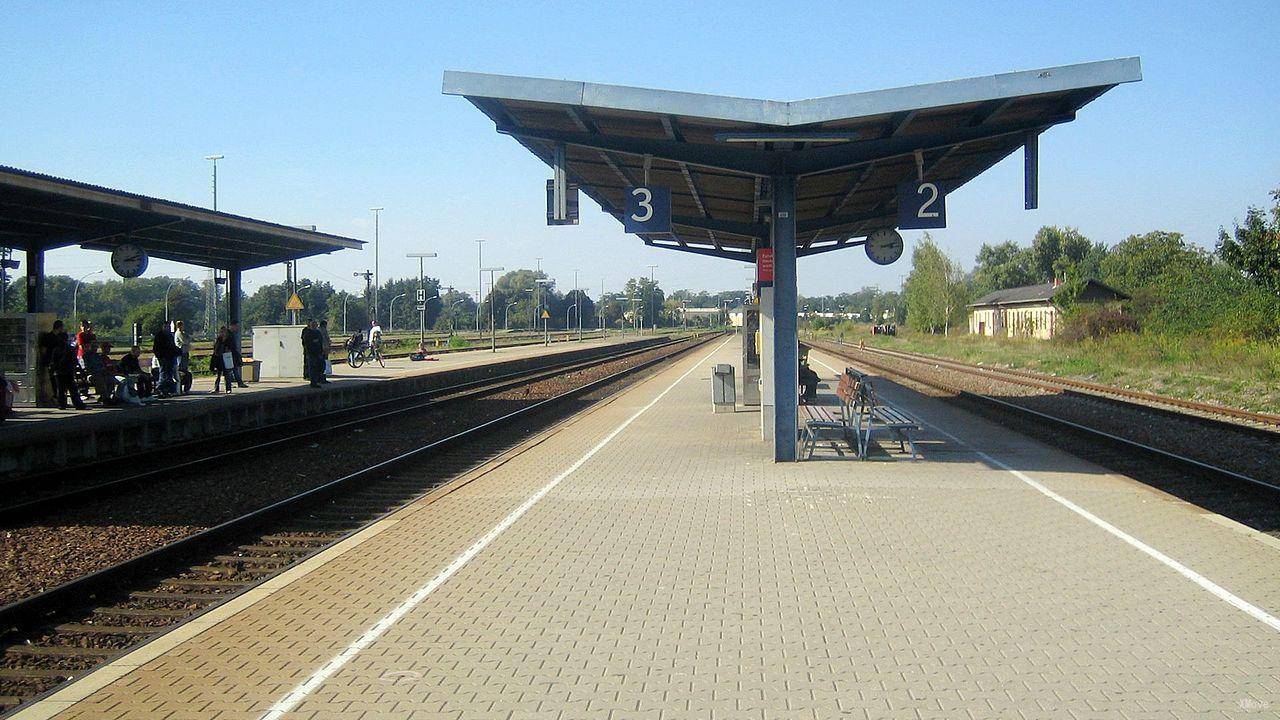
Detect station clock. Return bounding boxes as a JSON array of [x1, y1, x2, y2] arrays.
[[111, 243, 149, 278], [864, 228, 904, 266]]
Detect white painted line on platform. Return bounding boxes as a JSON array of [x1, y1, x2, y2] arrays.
[[260, 336, 733, 719], [812, 353, 1280, 634]]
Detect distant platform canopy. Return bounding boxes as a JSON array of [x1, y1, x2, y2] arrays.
[[445, 58, 1140, 261], [0, 165, 363, 270]]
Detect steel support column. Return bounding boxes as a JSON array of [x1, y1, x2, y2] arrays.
[[25, 246, 45, 313], [771, 176, 799, 462], [227, 268, 243, 332]]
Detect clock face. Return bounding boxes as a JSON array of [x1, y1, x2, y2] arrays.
[[111, 243, 149, 278], [864, 229, 904, 266]]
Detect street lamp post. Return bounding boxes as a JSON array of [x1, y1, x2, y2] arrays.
[[406, 251, 438, 350], [164, 279, 176, 322], [646, 264, 658, 332], [504, 301, 518, 330], [388, 293, 406, 332], [475, 239, 486, 331], [370, 207, 384, 324], [72, 270, 103, 319], [481, 266, 504, 351], [572, 269, 582, 341], [449, 299, 464, 335], [342, 295, 348, 334]]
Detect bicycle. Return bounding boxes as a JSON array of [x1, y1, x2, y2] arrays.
[[347, 342, 370, 368]]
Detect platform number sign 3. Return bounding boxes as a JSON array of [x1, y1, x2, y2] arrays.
[[624, 186, 672, 234], [896, 180, 947, 230]]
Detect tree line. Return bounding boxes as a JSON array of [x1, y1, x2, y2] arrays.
[[1, 268, 745, 339]]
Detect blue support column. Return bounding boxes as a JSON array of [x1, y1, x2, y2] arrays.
[[25, 245, 45, 313], [228, 269, 243, 328], [771, 176, 799, 462]]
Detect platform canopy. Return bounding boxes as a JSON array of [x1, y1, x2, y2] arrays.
[[444, 58, 1141, 261], [0, 165, 363, 270]]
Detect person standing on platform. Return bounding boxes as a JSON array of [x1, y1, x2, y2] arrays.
[[40, 320, 86, 410], [301, 319, 327, 388], [151, 320, 179, 398], [228, 321, 249, 388], [74, 318, 95, 370], [173, 319, 190, 394], [318, 319, 332, 379], [211, 326, 236, 393]]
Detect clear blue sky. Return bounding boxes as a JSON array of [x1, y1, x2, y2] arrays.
[[2, 1, 1277, 300]]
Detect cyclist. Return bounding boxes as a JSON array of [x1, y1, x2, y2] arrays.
[[346, 329, 366, 367]]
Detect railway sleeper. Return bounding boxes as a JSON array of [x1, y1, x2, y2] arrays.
[[187, 565, 277, 580], [4, 644, 113, 661], [129, 591, 228, 603], [51, 623, 157, 637], [213, 550, 303, 562]]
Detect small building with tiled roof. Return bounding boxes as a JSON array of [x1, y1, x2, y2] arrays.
[[968, 279, 1128, 339]]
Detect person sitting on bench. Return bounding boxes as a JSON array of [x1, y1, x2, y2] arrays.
[[799, 358, 820, 402], [118, 345, 154, 398]]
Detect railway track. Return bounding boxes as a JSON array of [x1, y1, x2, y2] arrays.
[[840, 341, 1280, 436], [0, 333, 718, 715], [805, 339, 1280, 533], [0, 336, 683, 519]]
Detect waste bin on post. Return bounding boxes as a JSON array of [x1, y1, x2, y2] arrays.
[[711, 363, 736, 413]]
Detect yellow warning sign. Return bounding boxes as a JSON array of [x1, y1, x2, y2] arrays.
[[285, 292, 305, 311], [540, 309, 551, 319]]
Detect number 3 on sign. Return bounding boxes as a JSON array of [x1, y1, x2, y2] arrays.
[[624, 186, 672, 234], [896, 180, 947, 229]]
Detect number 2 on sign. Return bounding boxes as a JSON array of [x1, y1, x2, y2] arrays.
[[916, 182, 940, 219], [630, 187, 653, 223]]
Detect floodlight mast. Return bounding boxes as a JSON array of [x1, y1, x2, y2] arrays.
[[370, 207, 385, 324]]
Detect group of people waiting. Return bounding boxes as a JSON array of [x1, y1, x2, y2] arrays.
[[301, 318, 333, 388], [35, 317, 249, 409]]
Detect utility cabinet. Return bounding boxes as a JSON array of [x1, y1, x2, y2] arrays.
[[251, 325, 305, 378]]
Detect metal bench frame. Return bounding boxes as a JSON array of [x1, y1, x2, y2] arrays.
[[799, 371, 860, 459], [851, 377, 921, 460]]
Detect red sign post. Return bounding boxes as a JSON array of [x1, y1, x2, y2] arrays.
[[756, 247, 774, 286]]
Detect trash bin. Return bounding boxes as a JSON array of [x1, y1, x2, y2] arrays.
[[711, 363, 736, 413], [241, 359, 262, 383]]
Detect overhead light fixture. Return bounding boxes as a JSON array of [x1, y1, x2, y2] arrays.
[[714, 131, 860, 144]]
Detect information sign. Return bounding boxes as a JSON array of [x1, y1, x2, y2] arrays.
[[623, 186, 672, 234], [896, 180, 948, 230], [756, 248, 774, 286]]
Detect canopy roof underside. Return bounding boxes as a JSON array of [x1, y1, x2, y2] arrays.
[[445, 58, 1140, 261], [0, 165, 363, 270]]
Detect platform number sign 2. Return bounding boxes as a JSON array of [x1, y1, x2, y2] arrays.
[[896, 180, 948, 230], [624, 186, 672, 234]]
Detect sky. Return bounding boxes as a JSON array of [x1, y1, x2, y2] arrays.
[[2, 1, 1277, 301]]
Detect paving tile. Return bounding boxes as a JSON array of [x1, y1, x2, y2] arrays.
[[34, 340, 1280, 719]]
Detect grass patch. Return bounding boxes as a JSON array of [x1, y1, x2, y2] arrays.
[[812, 323, 1280, 415]]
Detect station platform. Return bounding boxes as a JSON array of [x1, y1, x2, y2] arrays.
[[0, 334, 652, 476], [17, 339, 1280, 719]]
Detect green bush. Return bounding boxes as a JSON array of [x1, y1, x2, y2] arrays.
[[1058, 305, 1140, 342]]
